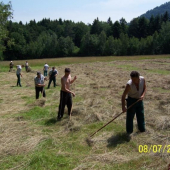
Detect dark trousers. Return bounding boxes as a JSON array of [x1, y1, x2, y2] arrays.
[[48, 77, 56, 88], [126, 97, 145, 134], [9, 67, 13, 72], [58, 91, 72, 119], [35, 86, 46, 99], [17, 74, 21, 86], [44, 70, 47, 76], [25, 66, 28, 72]]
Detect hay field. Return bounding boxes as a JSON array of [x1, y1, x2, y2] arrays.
[[0, 56, 170, 170]]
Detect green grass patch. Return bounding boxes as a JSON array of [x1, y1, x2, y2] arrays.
[[73, 95, 84, 103], [21, 96, 35, 105], [0, 138, 77, 170], [146, 69, 170, 75], [153, 87, 170, 93], [110, 155, 165, 170], [77, 84, 86, 88], [85, 121, 124, 135], [116, 64, 139, 71], [108, 63, 116, 66], [18, 106, 54, 124], [99, 87, 107, 91], [0, 155, 25, 170], [0, 66, 9, 72], [1, 55, 170, 69]]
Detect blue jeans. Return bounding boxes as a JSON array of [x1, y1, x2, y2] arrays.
[[17, 74, 21, 86]]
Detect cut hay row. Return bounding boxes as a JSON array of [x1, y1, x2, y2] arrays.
[[0, 57, 170, 169]]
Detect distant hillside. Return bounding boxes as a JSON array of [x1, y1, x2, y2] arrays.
[[140, 1, 170, 19]]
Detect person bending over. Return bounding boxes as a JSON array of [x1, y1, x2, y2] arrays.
[[121, 71, 146, 134]]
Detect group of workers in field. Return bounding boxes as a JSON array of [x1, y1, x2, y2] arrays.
[[9, 60, 146, 135], [10, 61, 77, 121], [9, 61, 30, 87]]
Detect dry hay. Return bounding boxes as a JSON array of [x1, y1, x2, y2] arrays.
[[59, 117, 81, 133], [1, 58, 170, 169], [29, 99, 46, 107], [0, 119, 48, 156], [83, 152, 130, 164], [27, 66, 32, 72], [156, 116, 170, 130]]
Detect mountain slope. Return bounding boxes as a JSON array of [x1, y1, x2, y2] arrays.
[[140, 1, 170, 19]]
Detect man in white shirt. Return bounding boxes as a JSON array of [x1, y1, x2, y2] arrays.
[[9, 61, 14, 72], [16, 65, 22, 87], [43, 63, 49, 76], [25, 61, 29, 72], [34, 72, 47, 99], [121, 71, 146, 134]]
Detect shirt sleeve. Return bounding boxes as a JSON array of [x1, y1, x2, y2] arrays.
[[34, 77, 38, 85]]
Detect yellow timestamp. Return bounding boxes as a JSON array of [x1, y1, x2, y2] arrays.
[[138, 145, 170, 153]]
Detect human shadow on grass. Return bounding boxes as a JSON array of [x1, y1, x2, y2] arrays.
[[10, 85, 17, 87], [45, 117, 58, 126], [44, 116, 69, 126], [107, 132, 131, 148]]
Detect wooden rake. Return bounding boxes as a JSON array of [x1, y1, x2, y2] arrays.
[[89, 99, 141, 138]]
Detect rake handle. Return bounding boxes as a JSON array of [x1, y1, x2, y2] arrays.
[[89, 99, 141, 138]]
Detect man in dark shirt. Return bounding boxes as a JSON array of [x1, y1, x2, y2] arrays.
[[47, 67, 58, 89]]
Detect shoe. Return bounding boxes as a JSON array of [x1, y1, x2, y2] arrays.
[[57, 115, 63, 120], [57, 117, 61, 121], [125, 133, 132, 142]]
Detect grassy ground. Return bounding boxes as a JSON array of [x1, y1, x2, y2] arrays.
[[0, 55, 170, 170]]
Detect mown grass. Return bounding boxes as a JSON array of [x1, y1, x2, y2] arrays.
[[1, 55, 170, 170], [110, 156, 166, 170], [0, 138, 77, 170], [116, 64, 140, 71], [1, 54, 170, 68], [146, 69, 170, 75], [153, 87, 170, 93]]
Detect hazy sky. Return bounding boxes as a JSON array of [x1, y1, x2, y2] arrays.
[[3, 0, 169, 24]]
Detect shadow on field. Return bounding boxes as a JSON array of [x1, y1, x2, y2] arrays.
[[45, 117, 58, 126], [107, 132, 131, 148], [10, 85, 16, 87]]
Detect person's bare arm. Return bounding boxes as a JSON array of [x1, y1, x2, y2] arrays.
[[121, 84, 131, 112], [70, 76, 77, 84]]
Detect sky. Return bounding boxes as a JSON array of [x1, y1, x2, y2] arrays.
[[3, 0, 169, 24]]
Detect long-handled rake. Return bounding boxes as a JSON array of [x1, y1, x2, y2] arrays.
[[86, 99, 141, 144], [22, 76, 31, 87]]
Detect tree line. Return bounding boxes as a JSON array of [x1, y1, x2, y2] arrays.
[[1, 1, 170, 60], [141, 2, 170, 19]]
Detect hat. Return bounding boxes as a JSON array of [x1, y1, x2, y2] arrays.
[[17, 65, 21, 69], [65, 68, 71, 72], [37, 71, 41, 75]]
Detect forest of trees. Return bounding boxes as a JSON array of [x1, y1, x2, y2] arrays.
[[1, 2, 170, 60], [141, 2, 170, 19]]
